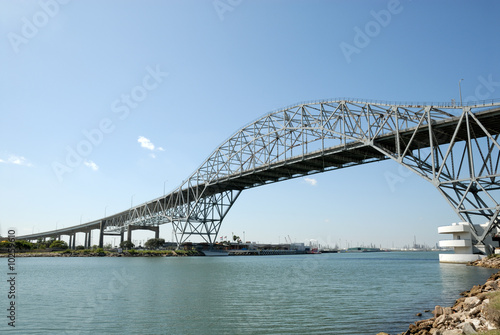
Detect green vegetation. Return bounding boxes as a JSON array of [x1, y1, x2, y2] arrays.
[[15, 240, 34, 250], [0, 242, 195, 257], [0, 239, 34, 250], [145, 238, 165, 250], [174, 249, 200, 256], [49, 240, 68, 250], [483, 292, 500, 332], [120, 241, 135, 250]]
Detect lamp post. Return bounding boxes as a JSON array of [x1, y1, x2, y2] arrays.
[[459, 79, 464, 106]]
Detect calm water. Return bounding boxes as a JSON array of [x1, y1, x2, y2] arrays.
[[1, 252, 496, 334]]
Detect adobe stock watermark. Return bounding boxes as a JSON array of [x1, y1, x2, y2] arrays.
[[51, 65, 168, 183], [213, 0, 242, 21], [7, 0, 72, 54], [339, 0, 403, 64], [463, 74, 500, 104]]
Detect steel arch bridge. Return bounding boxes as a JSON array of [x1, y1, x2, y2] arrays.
[[18, 98, 500, 253]]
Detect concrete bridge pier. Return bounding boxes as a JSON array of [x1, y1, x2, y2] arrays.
[[99, 222, 104, 248], [84, 231, 90, 249], [67, 233, 76, 250]]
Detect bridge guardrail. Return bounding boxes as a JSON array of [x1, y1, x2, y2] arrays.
[[270, 97, 500, 112]]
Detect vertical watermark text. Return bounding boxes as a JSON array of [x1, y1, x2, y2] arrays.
[[6, 229, 16, 328]]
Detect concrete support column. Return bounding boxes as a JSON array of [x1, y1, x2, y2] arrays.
[[127, 226, 132, 243], [68, 235, 72, 249], [87, 230, 92, 248], [72, 234, 76, 249], [99, 222, 104, 248], [120, 231, 124, 244], [155, 227, 159, 239]]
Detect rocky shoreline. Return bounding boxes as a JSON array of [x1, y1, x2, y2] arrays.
[[377, 257, 500, 335]]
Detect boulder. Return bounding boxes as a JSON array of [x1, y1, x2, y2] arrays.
[[434, 306, 445, 317], [469, 285, 483, 296], [464, 297, 481, 309], [460, 322, 477, 334], [468, 306, 481, 317], [433, 315, 447, 328]]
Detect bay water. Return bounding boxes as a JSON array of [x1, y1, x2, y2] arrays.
[[2, 252, 496, 334]]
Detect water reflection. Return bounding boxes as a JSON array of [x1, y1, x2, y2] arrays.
[[438, 262, 497, 306]]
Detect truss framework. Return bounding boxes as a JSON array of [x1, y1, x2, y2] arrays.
[[48, 99, 500, 248]]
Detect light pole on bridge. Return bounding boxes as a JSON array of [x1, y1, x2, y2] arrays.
[[459, 78, 464, 106]]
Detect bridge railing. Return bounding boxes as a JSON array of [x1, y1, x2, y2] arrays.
[[269, 97, 500, 112]]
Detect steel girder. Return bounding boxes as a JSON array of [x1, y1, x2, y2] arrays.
[[147, 99, 498, 247]]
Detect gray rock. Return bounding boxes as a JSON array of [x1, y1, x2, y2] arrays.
[[433, 314, 447, 328], [461, 322, 477, 335], [464, 296, 481, 308], [434, 305, 444, 317]]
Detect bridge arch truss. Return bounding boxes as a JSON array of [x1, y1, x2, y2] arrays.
[[107, 99, 500, 250], [19, 99, 500, 253]]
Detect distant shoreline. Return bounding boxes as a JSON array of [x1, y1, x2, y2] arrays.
[[0, 250, 204, 257]]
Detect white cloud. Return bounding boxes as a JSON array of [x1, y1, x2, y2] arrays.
[[304, 177, 317, 186], [138, 136, 155, 151], [138, 136, 165, 158], [0, 154, 32, 167], [84, 160, 99, 171]]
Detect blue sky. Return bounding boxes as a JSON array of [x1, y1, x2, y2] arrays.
[[1, 0, 499, 248]]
